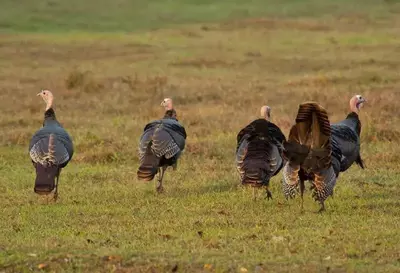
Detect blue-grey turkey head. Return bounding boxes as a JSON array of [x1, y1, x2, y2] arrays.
[[236, 105, 286, 200], [137, 98, 186, 193], [331, 94, 366, 173], [29, 90, 74, 201], [282, 102, 341, 212]]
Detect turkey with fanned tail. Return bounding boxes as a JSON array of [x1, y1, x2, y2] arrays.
[[331, 95, 366, 173], [29, 90, 74, 200], [282, 102, 341, 212], [236, 106, 286, 199], [137, 98, 186, 193]]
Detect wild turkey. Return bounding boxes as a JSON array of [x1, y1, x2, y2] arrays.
[[236, 106, 286, 199], [29, 90, 74, 200], [331, 95, 366, 172], [282, 102, 341, 212], [137, 98, 186, 192]]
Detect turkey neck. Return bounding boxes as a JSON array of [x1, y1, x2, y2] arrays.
[[344, 112, 361, 136], [43, 108, 58, 126], [163, 109, 178, 120]]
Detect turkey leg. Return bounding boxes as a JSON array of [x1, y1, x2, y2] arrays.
[[156, 166, 167, 193], [312, 173, 327, 213], [299, 180, 305, 210], [53, 169, 61, 201]]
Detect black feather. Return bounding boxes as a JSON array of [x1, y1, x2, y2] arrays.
[[236, 119, 286, 187], [29, 106, 74, 196], [34, 163, 59, 194], [331, 111, 364, 172], [137, 109, 186, 181]]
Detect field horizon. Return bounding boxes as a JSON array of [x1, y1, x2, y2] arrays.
[[1, 1, 400, 272]]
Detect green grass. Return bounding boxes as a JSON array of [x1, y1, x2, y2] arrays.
[[1, 144, 400, 272], [1, 0, 400, 272], [1, 0, 400, 32]]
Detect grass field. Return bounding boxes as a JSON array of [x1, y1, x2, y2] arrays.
[[1, 0, 400, 272]]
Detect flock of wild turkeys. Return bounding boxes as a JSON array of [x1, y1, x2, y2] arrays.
[[29, 90, 365, 212]]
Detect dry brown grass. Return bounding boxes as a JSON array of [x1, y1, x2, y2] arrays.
[[1, 21, 400, 163]]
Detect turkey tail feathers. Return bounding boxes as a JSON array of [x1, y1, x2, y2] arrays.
[[137, 125, 181, 181], [137, 142, 160, 181], [282, 102, 337, 207], [294, 102, 331, 147], [241, 168, 268, 187], [237, 136, 280, 187], [284, 102, 332, 171], [34, 164, 59, 194]]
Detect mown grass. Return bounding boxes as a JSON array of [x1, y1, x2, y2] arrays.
[[1, 1, 400, 272]]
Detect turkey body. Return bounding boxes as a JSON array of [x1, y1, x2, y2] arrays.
[[331, 112, 364, 172], [236, 119, 286, 197], [282, 102, 341, 211], [29, 109, 74, 195], [137, 115, 186, 188]]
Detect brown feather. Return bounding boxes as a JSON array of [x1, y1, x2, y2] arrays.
[[284, 102, 332, 172]]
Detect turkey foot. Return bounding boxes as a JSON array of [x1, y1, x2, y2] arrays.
[[53, 192, 58, 202], [156, 185, 164, 193], [318, 202, 325, 213]]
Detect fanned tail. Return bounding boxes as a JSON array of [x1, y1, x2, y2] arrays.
[[282, 102, 336, 210], [283, 102, 332, 169]]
